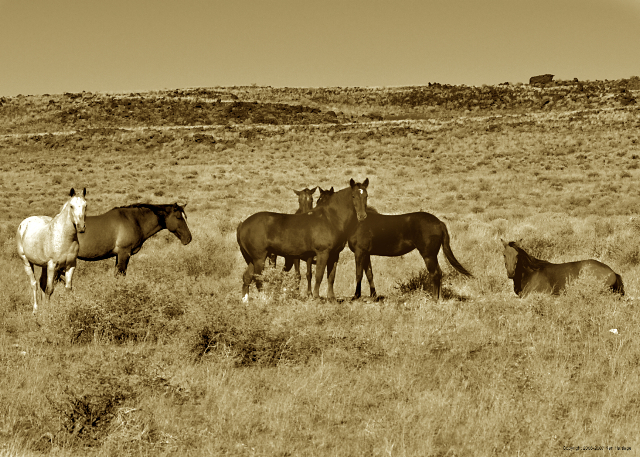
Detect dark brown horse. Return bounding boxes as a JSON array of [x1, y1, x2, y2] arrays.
[[317, 188, 472, 299], [501, 240, 624, 296], [77, 203, 192, 275], [268, 188, 317, 294], [237, 178, 369, 301]]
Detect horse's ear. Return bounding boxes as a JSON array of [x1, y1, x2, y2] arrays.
[[310, 187, 317, 194], [318, 186, 324, 193], [330, 187, 334, 192], [500, 239, 508, 248], [363, 178, 369, 188], [350, 178, 356, 188], [69, 188, 75, 197], [293, 189, 301, 196]]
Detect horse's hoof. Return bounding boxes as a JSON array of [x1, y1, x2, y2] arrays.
[[242, 294, 249, 303]]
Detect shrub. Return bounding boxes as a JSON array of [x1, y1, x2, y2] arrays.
[[178, 235, 235, 278], [47, 355, 140, 447], [54, 281, 184, 345]]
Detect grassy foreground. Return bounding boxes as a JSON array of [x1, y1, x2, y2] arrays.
[[1, 81, 640, 455]]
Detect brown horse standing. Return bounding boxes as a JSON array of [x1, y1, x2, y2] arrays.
[[268, 187, 317, 294], [501, 240, 624, 296], [77, 203, 192, 275], [316, 188, 473, 300], [237, 178, 369, 301]]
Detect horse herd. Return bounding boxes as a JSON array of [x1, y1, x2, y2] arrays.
[[16, 180, 625, 314]]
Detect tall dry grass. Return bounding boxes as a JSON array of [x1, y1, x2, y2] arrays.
[[1, 84, 640, 455]]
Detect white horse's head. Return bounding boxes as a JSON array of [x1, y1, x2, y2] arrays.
[[68, 188, 87, 233]]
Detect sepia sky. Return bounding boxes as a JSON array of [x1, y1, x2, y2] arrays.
[[1, 0, 639, 96]]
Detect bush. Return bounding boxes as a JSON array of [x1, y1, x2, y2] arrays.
[[52, 281, 184, 345], [178, 235, 235, 278], [47, 355, 140, 447]]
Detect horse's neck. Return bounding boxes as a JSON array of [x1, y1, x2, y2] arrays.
[[323, 188, 356, 232], [513, 257, 533, 296], [299, 201, 312, 212], [138, 209, 164, 238], [50, 202, 77, 241]]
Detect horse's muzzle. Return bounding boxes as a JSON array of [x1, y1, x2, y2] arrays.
[[357, 213, 368, 222]]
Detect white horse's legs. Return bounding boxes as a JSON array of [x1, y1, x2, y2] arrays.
[[45, 261, 56, 299], [20, 260, 39, 314], [64, 265, 76, 291]]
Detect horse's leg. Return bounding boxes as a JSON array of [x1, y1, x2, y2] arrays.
[[268, 253, 277, 268], [41, 261, 56, 305], [242, 262, 255, 302], [363, 254, 377, 298], [64, 263, 77, 292], [313, 252, 330, 299], [353, 249, 365, 299], [21, 260, 38, 314], [305, 257, 313, 297], [115, 252, 131, 276], [253, 257, 266, 292], [325, 252, 340, 301], [423, 255, 443, 300]]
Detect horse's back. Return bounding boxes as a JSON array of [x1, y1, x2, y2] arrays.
[[17, 216, 53, 263], [577, 259, 620, 286], [528, 259, 619, 295]]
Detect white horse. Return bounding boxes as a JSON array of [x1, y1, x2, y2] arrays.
[[16, 188, 87, 313]]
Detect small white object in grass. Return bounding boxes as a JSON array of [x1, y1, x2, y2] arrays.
[[610, 329, 618, 334]]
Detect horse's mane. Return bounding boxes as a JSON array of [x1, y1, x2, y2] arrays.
[[509, 241, 552, 270], [115, 203, 183, 218]]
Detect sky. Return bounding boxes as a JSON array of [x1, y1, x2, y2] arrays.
[[1, 0, 639, 96]]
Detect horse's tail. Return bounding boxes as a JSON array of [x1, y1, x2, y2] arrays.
[[612, 273, 625, 296], [236, 221, 252, 265], [440, 221, 473, 277]]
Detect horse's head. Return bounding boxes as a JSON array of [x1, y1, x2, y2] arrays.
[[166, 203, 192, 245], [68, 187, 87, 233], [349, 178, 369, 222], [501, 239, 518, 278], [315, 187, 334, 207], [294, 187, 316, 212]]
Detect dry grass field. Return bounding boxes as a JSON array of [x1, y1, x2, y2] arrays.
[[1, 78, 640, 456]]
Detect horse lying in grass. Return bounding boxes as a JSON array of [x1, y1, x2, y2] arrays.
[[316, 188, 473, 300], [501, 239, 624, 296], [17, 188, 87, 313], [237, 178, 369, 301], [77, 203, 192, 276]]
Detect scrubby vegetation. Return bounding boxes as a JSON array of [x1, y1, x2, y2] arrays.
[[1, 79, 640, 455]]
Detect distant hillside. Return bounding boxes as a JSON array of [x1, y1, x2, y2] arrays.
[[0, 77, 638, 135]]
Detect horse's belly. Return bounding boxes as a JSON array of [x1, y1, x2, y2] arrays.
[[369, 237, 414, 256], [77, 228, 118, 258]]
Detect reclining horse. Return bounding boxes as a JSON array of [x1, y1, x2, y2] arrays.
[[501, 240, 624, 296]]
